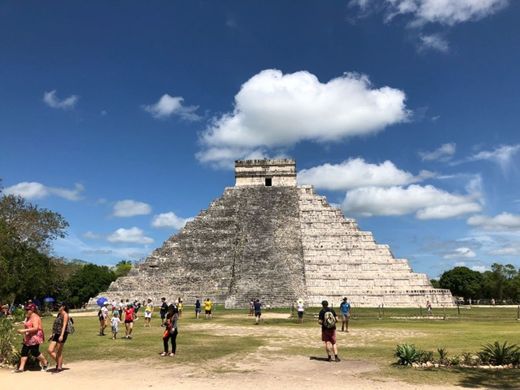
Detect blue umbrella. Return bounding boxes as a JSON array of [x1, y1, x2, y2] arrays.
[[96, 297, 108, 307], [43, 297, 55, 303]]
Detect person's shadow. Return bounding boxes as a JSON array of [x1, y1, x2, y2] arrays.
[[309, 356, 331, 362]]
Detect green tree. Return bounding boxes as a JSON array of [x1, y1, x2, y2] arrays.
[[0, 194, 68, 253], [66, 264, 116, 307], [439, 266, 483, 300], [0, 220, 57, 302], [114, 260, 133, 278]]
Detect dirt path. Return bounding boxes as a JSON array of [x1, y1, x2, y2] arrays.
[[0, 357, 463, 390]]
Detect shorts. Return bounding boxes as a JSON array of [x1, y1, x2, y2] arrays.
[[342, 313, 350, 320], [297, 311, 304, 319], [21, 344, 41, 358], [112, 325, 118, 333], [321, 328, 337, 344], [144, 311, 152, 319], [51, 333, 68, 343], [255, 311, 261, 317], [124, 319, 133, 324], [205, 310, 212, 315], [160, 312, 166, 319], [195, 308, 201, 313]]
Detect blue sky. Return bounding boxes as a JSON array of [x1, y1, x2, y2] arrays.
[[1, 1, 519, 278]]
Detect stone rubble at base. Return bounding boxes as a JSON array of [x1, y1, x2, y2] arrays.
[[91, 159, 453, 308]]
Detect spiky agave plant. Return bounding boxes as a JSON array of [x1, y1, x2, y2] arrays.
[[478, 341, 520, 366], [395, 344, 421, 366], [437, 347, 448, 364]]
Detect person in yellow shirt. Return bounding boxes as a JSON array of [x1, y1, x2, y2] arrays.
[[204, 298, 213, 319], [177, 298, 183, 318], [144, 298, 153, 327]]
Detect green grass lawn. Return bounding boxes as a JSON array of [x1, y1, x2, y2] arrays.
[[35, 306, 520, 388]]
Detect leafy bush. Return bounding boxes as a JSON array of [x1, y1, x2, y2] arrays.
[[418, 350, 434, 363], [478, 341, 520, 366], [449, 355, 461, 366], [395, 344, 421, 366], [0, 318, 20, 366]]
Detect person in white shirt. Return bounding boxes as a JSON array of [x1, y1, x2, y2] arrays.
[[297, 299, 304, 323]]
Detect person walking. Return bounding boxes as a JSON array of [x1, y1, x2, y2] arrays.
[[123, 303, 135, 339], [48, 303, 70, 372], [161, 305, 179, 357], [14, 304, 49, 373], [98, 302, 109, 336], [111, 311, 121, 339], [297, 299, 305, 324], [177, 298, 183, 318], [254, 299, 262, 324], [195, 299, 201, 319], [204, 298, 213, 319], [159, 297, 168, 325], [339, 297, 351, 332], [144, 298, 153, 327], [318, 300, 340, 362]]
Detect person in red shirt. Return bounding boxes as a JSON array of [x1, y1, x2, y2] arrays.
[[123, 304, 135, 339]]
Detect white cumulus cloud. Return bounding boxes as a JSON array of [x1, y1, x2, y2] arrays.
[[107, 227, 154, 244], [3, 182, 84, 201], [197, 69, 409, 167], [113, 200, 152, 217], [143, 94, 200, 121], [151, 212, 193, 230], [350, 0, 509, 26], [298, 158, 432, 191], [342, 184, 482, 219], [43, 90, 79, 110], [467, 212, 520, 231], [444, 247, 476, 259], [419, 142, 456, 162]]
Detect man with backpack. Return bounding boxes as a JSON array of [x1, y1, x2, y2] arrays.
[[318, 300, 340, 362]]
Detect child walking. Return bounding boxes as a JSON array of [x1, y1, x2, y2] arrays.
[[111, 312, 121, 339]]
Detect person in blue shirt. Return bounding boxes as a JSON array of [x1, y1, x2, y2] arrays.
[[339, 297, 351, 332]]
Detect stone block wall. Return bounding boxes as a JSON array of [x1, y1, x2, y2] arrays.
[[91, 160, 454, 309], [297, 185, 453, 307]]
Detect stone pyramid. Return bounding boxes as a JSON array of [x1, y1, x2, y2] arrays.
[[95, 159, 453, 308]]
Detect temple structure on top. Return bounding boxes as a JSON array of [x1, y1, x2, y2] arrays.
[[92, 159, 454, 308]]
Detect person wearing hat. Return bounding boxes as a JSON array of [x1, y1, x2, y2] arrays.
[[48, 303, 70, 372], [14, 304, 49, 372], [98, 301, 109, 336]]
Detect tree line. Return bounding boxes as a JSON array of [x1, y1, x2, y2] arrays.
[[0, 186, 132, 307], [432, 263, 520, 303]]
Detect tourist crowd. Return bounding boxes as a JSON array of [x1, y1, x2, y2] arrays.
[[9, 295, 351, 373]]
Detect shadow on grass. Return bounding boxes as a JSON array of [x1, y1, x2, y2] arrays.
[[452, 367, 520, 389]]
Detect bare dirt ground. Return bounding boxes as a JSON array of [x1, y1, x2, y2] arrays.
[[0, 356, 464, 390]]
